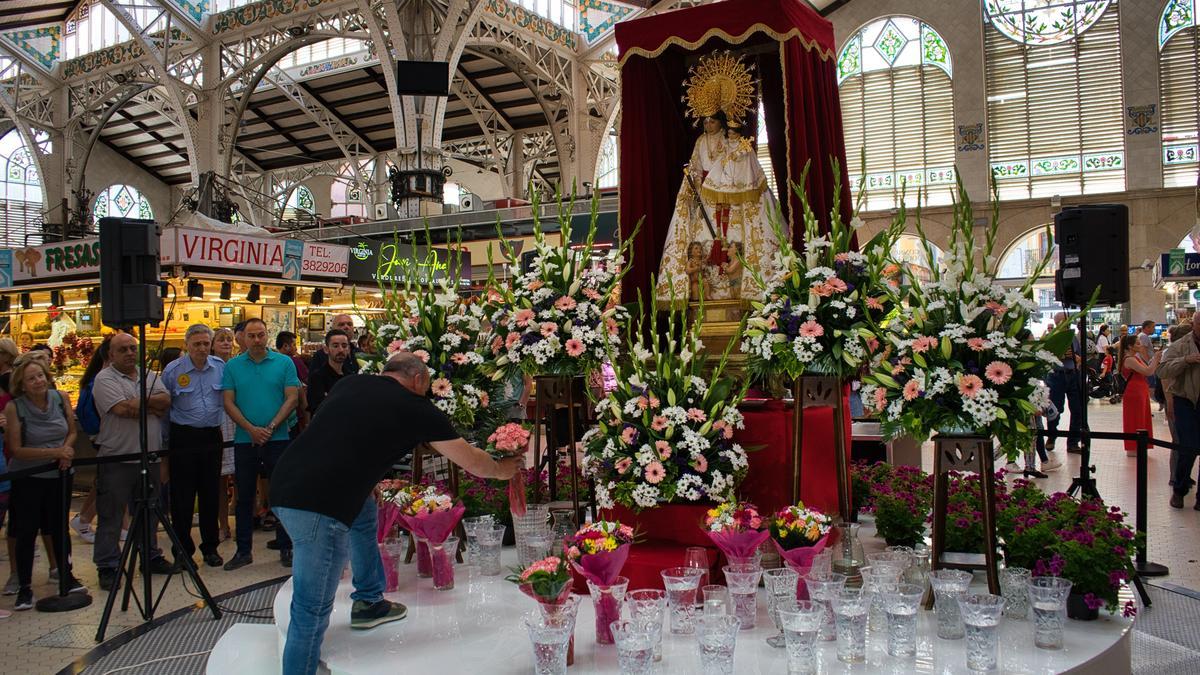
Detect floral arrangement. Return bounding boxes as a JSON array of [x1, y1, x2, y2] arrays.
[[565, 520, 636, 562], [395, 484, 466, 580], [582, 294, 749, 510], [507, 555, 573, 606], [486, 191, 639, 377], [375, 477, 416, 542], [770, 503, 833, 550], [395, 484, 456, 517], [999, 490, 1139, 616], [566, 520, 634, 644], [703, 501, 770, 564], [861, 181, 1086, 457], [364, 239, 508, 440], [484, 422, 532, 516], [742, 164, 906, 379]]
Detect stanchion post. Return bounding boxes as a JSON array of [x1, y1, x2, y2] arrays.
[[1135, 430, 1149, 570]]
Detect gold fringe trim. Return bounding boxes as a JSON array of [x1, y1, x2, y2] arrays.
[[780, 40, 795, 234], [702, 181, 767, 205], [618, 23, 834, 67]]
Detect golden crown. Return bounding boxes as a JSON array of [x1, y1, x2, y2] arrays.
[[684, 51, 756, 127]]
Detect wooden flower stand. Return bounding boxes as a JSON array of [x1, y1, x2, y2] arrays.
[[925, 433, 1001, 608], [405, 443, 465, 563], [531, 375, 590, 520], [792, 376, 852, 523]]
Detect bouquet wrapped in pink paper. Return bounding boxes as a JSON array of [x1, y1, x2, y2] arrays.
[[508, 556, 578, 664], [704, 501, 770, 564], [396, 485, 466, 586], [485, 422, 532, 517], [375, 478, 411, 543], [769, 502, 833, 571], [566, 521, 635, 644]]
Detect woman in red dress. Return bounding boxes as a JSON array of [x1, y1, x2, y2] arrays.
[[1119, 334, 1161, 455]]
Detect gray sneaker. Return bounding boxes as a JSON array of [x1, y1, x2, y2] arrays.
[[2, 575, 17, 596], [350, 599, 407, 630]]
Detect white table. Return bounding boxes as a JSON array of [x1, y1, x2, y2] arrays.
[[207, 548, 1133, 674]]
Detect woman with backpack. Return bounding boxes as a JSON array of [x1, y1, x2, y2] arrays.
[[1120, 334, 1162, 457], [4, 354, 87, 609], [68, 338, 113, 544]]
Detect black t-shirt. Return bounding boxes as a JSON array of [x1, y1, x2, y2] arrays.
[[270, 374, 459, 526], [306, 362, 348, 413]]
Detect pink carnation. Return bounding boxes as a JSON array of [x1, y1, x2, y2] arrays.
[[985, 361, 1013, 385], [487, 423, 531, 453], [644, 462, 666, 484]]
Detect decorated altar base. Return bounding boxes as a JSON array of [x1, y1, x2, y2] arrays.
[[207, 544, 1133, 674]]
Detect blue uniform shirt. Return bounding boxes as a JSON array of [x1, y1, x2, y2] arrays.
[[163, 355, 226, 428], [221, 350, 300, 444]]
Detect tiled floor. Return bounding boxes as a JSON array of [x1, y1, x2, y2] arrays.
[[0, 398, 1197, 674]]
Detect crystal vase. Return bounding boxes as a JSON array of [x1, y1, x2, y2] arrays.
[[586, 576, 629, 645], [431, 536, 458, 590], [415, 537, 432, 578], [831, 523, 864, 583]]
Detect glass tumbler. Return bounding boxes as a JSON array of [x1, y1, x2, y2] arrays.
[[928, 569, 973, 639], [626, 589, 666, 662], [1001, 567, 1032, 620], [959, 594, 1006, 672], [474, 523, 506, 576], [859, 564, 903, 630], [883, 583, 926, 657], [520, 528, 554, 569], [661, 567, 705, 634], [524, 612, 573, 675], [610, 619, 656, 675], [802, 570, 847, 642], [763, 567, 801, 647], [414, 536, 432, 578], [702, 584, 731, 617], [695, 614, 742, 675], [1027, 576, 1073, 650], [779, 601, 824, 675], [722, 563, 764, 630], [831, 588, 869, 664], [461, 514, 494, 563]]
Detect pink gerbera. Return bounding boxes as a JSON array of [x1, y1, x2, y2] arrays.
[[765, 315, 778, 330], [827, 277, 848, 293], [540, 322, 558, 337], [686, 408, 707, 423], [799, 321, 824, 338], [490, 336, 503, 355], [636, 397, 649, 411], [651, 416, 669, 431], [648, 396, 661, 409], [527, 280, 544, 292], [451, 352, 470, 365], [866, 297, 884, 311], [514, 308, 536, 327], [834, 252, 851, 263], [505, 332, 521, 349], [810, 282, 834, 297], [620, 427, 637, 445], [956, 374, 984, 398], [967, 338, 988, 352], [387, 339, 406, 354], [985, 300, 1008, 316], [615, 458, 632, 474], [565, 339, 586, 357], [902, 379, 921, 401], [412, 349, 430, 363], [431, 378, 452, 397], [583, 288, 602, 301], [692, 455, 708, 473], [985, 361, 1013, 385], [655, 440, 672, 459], [644, 462, 666, 484], [872, 387, 888, 411], [911, 336, 937, 353], [605, 318, 619, 335], [478, 391, 489, 408], [554, 296, 577, 311]]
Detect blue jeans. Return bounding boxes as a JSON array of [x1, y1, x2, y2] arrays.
[[1171, 396, 1200, 497], [1046, 370, 1083, 446], [274, 498, 385, 675], [234, 440, 291, 556]]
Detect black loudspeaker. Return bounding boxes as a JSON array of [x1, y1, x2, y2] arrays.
[[395, 60, 450, 96], [246, 284, 261, 303], [279, 287, 295, 304], [0, 296, 9, 313], [310, 288, 323, 306], [1054, 204, 1129, 308], [220, 281, 232, 300], [99, 217, 163, 328]]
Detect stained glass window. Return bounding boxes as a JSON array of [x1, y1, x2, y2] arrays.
[[596, 132, 618, 189], [278, 184, 316, 222], [838, 17, 955, 211], [1160, 0, 1199, 188], [985, 0, 1124, 199], [92, 184, 153, 224], [331, 163, 370, 218], [984, 0, 1112, 46]]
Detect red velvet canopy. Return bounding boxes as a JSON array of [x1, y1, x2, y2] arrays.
[[616, 0, 852, 304]]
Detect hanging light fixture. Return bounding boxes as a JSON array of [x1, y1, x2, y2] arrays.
[[246, 284, 261, 303], [309, 288, 323, 306], [220, 281, 232, 300], [279, 287, 295, 304], [187, 279, 204, 298], [20, 293, 31, 310]]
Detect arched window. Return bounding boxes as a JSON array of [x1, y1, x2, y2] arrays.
[[93, 184, 153, 223], [596, 132, 618, 190], [279, 185, 316, 222], [985, 0, 1125, 200], [892, 234, 943, 285], [838, 17, 955, 211], [997, 226, 1065, 319], [1160, 0, 1200, 188], [1, 131, 42, 205], [331, 164, 370, 218]]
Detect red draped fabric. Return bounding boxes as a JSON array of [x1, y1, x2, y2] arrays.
[[616, 0, 852, 304]]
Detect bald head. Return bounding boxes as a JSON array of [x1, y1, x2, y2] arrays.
[[332, 314, 354, 334], [1054, 312, 1068, 326], [382, 351, 430, 396], [110, 332, 138, 374]]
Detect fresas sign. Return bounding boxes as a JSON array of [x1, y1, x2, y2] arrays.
[[12, 238, 103, 282]]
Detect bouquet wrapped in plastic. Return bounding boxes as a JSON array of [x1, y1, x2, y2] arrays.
[[704, 501, 770, 565], [397, 485, 465, 587], [485, 422, 532, 517], [566, 521, 635, 644], [508, 555, 578, 664]]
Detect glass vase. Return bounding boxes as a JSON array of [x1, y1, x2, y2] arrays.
[[431, 536, 458, 590], [586, 576, 629, 645], [415, 536, 432, 578], [830, 523, 864, 582]]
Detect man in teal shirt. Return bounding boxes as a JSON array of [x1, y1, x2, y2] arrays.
[[221, 318, 300, 569]]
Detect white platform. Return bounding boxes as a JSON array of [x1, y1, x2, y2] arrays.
[[207, 548, 1133, 674]]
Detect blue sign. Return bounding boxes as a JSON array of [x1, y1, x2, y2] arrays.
[[282, 239, 304, 280], [0, 250, 11, 288]]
